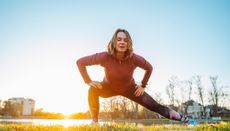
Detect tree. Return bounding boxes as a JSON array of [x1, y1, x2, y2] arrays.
[[187, 80, 193, 100], [153, 92, 163, 105], [209, 76, 227, 116], [118, 96, 130, 119], [193, 75, 205, 116], [33, 108, 64, 119], [1, 100, 22, 117], [101, 96, 120, 119], [166, 76, 177, 107]]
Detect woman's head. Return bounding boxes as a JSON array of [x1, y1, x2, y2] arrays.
[[107, 28, 133, 58]]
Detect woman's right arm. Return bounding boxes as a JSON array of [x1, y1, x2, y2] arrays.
[[76, 52, 107, 85]]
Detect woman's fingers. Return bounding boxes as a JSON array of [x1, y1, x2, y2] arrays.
[[89, 81, 103, 89], [96, 83, 103, 89], [134, 87, 139, 96], [134, 86, 144, 96]]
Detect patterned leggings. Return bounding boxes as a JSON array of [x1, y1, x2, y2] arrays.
[[88, 82, 178, 121]]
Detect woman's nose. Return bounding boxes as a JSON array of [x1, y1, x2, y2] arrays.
[[120, 39, 126, 43]]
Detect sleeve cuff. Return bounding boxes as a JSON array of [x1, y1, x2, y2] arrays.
[[141, 84, 147, 88]]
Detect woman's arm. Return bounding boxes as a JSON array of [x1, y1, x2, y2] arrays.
[[133, 54, 153, 88], [76, 52, 107, 84]]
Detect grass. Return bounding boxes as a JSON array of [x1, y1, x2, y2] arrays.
[[0, 121, 230, 131]]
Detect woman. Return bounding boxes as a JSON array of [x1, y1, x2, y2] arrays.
[[76, 28, 189, 125]]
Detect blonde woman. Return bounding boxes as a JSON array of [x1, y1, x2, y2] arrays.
[[77, 28, 189, 125]]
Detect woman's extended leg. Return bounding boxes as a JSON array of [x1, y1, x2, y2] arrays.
[[121, 87, 187, 121]]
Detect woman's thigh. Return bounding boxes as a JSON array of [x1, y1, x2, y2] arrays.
[[89, 82, 118, 98]]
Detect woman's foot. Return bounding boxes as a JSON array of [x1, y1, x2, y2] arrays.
[[169, 110, 181, 120], [90, 120, 99, 126]]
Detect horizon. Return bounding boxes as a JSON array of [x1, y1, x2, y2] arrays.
[[0, 0, 230, 115]]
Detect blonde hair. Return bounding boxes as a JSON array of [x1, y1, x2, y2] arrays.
[[107, 28, 133, 58]]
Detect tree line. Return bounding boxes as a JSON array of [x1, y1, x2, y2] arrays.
[[0, 102, 64, 119]]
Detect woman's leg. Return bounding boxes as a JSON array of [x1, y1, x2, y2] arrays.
[[88, 83, 117, 122], [121, 87, 183, 121]]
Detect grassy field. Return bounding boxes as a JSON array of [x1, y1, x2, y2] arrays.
[[0, 121, 230, 131]]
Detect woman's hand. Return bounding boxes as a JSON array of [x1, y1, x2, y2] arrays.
[[88, 81, 103, 89], [134, 85, 145, 96]]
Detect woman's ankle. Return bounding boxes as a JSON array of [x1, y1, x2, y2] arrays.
[[169, 110, 181, 120]]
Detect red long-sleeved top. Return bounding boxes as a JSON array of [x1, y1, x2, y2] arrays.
[[76, 52, 153, 93]]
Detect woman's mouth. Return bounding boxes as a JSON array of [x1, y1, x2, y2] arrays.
[[119, 46, 125, 49]]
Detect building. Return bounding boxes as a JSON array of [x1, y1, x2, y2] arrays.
[[182, 100, 230, 119], [205, 105, 230, 118], [182, 100, 203, 118], [8, 97, 35, 116]]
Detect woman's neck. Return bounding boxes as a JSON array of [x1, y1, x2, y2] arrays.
[[115, 52, 125, 60]]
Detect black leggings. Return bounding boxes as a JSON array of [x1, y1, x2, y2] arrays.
[[88, 83, 176, 121]]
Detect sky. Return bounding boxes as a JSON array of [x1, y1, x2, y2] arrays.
[[0, 0, 230, 115]]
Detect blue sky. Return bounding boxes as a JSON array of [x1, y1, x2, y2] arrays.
[[0, 0, 229, 114]]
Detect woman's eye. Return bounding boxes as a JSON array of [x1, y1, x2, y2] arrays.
[[117, 38, 128, 42]]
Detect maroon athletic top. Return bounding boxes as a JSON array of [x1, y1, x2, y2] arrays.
[[76, 52, 153, 93]]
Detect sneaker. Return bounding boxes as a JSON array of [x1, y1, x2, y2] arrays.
[[180, 115, 199, 125], [180, 115, 189, 124]]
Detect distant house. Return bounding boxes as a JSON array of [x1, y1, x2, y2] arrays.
[[205, 105, 230, 118], [217, 108, 230, 117], [182, 100, 230, 119], [8, 97, 35, 116], [182, 100, 203, 118], [204, 105, 213, 118]]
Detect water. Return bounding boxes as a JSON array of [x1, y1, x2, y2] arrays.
[[0, 119, 203, 126], [0, 119, 166, 126], [0, 119, 94, 127]]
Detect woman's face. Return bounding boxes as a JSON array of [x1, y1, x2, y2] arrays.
[[115, 32, 129, 53]]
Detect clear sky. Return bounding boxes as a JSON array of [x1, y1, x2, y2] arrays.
[[0, 0, 230, 115]]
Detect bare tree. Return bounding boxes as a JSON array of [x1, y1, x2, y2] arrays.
[[209, 76, 227, 116], [101, 96, 120, 119], [176, 80, 187, 113], [118, 96, 130, 119], [187, 80, 193, 100], [153, 92, 163, 105], [193, 75, 205, 116], [166, 76, 177, 107]]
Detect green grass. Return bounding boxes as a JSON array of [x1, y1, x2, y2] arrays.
[[0, 121, 230, 131]]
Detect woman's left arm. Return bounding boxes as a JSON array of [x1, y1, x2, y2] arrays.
[[133, 54, 153, 88], [133, 54, 153, 96]]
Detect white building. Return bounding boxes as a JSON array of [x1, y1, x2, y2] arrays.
[[182, 100, 203, 118], [8, 97, 35, 116]]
